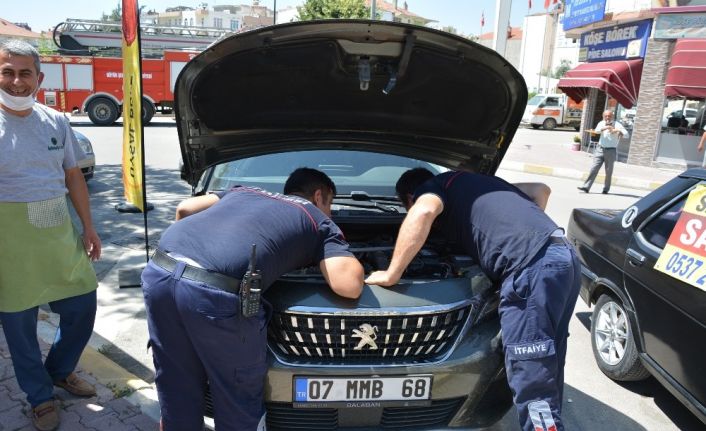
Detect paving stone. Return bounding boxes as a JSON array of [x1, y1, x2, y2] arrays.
[[104, 398, 141, 421], [64, 399, 114, 420], [82, 411, 139, 430], [56, 409, 94, 431], [123, 413, 159, 431], [0, 387, 22, 413], [0, 403, 32, 431]]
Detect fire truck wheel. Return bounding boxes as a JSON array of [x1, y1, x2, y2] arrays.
[[542, 117, 557, 130], [87, 98, 119, 126], [142, 100, 155, 124]]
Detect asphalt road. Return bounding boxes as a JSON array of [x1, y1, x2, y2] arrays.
[[71, 117, 705, 430]]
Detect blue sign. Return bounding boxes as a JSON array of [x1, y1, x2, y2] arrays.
[[579, 19, 653, 62], [563, 0, 607, 31]]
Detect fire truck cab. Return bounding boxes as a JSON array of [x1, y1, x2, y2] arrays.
[[37, 50, 197, 125]]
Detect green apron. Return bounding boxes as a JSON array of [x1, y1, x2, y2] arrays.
[[0, 196, 97, 313]]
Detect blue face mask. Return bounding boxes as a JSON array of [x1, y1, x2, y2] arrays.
[[0, 88, 36, 111]]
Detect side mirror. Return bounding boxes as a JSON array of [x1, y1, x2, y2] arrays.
[[538, 103, 545, 108]]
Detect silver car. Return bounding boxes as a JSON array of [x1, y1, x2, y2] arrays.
[[72, 129, 95, 181]]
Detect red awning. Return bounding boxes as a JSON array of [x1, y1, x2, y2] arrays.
[[665, 39, 706, 99], [557, 59, 643, 109]]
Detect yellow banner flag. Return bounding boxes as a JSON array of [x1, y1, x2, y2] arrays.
[[121, 0, 145, 212]]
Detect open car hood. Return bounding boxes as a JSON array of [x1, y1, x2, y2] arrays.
[[176, 20, 527, 186]]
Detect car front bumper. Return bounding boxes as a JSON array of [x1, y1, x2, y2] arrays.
[[261, 317, 511, 430]]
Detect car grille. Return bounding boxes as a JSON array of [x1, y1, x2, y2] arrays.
[[264, 398, 464, 430], [268, 302, 473, 365]]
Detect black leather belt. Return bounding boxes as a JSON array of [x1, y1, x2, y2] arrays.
[[151, 249, 241, 294]]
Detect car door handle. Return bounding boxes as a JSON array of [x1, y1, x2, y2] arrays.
[[626, 248, 645, 266]]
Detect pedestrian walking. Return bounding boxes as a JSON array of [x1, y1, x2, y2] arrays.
[[578, 110, 629, 194], [141, 167, 364, 431], [0, 40, 101, 431], [365, 168, 581, 431]]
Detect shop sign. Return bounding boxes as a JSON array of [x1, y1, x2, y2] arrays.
[[563, 0, 607, 31], [654, 13, 706, 39], [578, 19, 652, 62]]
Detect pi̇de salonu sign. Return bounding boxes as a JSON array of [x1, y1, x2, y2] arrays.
[[654, 184, 706, 291]]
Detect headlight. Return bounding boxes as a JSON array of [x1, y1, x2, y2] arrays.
[[76, 135, 94, 156]]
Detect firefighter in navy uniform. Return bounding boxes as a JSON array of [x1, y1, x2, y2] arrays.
[[141, 168, 364, 431], [365, 168, 581, 431]]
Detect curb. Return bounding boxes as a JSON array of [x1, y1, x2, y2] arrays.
[[500, 161, 665, 191], [36, 312, 161, 424]]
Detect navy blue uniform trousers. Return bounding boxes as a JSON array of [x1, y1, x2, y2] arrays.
[[498, 238, 581, 431], [142, 261, 269, 431]]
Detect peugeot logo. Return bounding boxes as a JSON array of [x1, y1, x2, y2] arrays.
[[352, 323, 379, 350]]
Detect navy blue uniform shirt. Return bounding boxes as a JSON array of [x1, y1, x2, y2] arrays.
[[158, 186, 352, 289], [414, 171, 557, 282]]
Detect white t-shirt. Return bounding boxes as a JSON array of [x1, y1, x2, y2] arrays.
[[0, 104, 78, 202]]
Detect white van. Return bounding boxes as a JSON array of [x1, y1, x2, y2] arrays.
[[521, 93, 583, 130]]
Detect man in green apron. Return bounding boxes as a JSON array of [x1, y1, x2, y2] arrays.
[[0, 40, 101, 431]]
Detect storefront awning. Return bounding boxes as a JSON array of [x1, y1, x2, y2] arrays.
[[665, 39, 706, 99], [557, 59, 643, 109]]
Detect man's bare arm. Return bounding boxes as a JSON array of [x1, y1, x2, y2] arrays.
[[365, 193, 443, 286], [175, 194, 220, 220], [514, 182, 551, 210], [320, 256, 364, 299]]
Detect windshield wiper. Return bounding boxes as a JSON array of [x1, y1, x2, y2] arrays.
[[335, 191, 401, 213]]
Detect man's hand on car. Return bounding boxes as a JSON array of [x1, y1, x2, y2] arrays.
[[365, 270, 400, 287]]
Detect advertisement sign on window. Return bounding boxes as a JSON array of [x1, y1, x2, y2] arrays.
[[578, 20, 652, 62], [563, 0, 607, 31]]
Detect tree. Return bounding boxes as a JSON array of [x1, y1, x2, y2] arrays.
[[552, 59, 572, 79], [101, 3, 122, 22], [297, 0, 369, 20], [441, 26, 458, 35]]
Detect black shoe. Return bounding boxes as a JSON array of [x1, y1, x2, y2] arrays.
[[602, 190, 609, 194], [577, 186, 589, 193]]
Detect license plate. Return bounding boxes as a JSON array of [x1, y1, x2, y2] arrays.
[[293, 375, 432, 405]]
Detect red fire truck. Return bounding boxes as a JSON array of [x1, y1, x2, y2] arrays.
[[37, 50, 198, 125]]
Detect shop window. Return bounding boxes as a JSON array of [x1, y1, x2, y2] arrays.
[[661, 97, 705, 135], [656, 97, 706, 166]]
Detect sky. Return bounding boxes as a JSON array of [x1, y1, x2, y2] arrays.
[[3, 0, 554, 37]]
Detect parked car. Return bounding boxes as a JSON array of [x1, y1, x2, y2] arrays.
[[72, 129, 95, 181], [661, 108, 698, 128], [567, 169, 706, 426], [175, 20, 528, 430]]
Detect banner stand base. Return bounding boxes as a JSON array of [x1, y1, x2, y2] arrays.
[[115, 202, 155, 213], [118, 268, 145, 288]]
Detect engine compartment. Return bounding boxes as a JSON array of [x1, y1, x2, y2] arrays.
[[288, 217, 479, 280]]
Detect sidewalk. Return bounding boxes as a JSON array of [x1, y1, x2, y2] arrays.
[[0, 127, 685, 430], [500, 128, 682, 191], [0, 311, 160, 430]]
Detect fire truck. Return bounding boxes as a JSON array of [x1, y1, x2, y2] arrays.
[[37, 50, 198, 125]]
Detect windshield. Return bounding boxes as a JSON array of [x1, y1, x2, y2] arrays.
[[527, 95, 545, 106], [206, 150, 446, 197]]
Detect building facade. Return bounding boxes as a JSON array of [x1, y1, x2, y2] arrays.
[[558, 0, 706, 168]]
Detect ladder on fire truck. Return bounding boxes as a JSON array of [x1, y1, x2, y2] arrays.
[[53, 18, 229, 53]]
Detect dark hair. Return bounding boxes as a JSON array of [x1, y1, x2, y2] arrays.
[[396, 167, 434, 201], [0, 39, 40, 73], [284, 167, 336, 198]]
